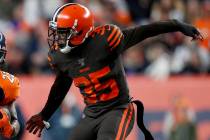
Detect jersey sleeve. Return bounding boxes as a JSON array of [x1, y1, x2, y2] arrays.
[[95, 20, 185, 56], [103, 24, 125, 54], [0, 71, 20, 105], [40, 72, 72, 121], [106, 25, 124, 51], [121, 20, 182, 50]]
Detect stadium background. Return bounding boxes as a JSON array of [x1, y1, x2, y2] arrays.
[[0, 0, 209, 140]]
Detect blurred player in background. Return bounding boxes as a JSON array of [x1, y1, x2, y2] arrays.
[[0, 32, 21, 139], [26, 3, 203, 140]]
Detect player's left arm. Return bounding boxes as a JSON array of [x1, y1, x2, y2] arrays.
[[121, 19, 203, 52], [0, 102, 20, 138], [6, 101, 20, 137]]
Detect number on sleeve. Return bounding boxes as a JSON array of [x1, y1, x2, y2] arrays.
[[1, 72, 15, 83]]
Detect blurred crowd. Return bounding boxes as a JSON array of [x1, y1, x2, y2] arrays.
[[0, 0, 209, 78]]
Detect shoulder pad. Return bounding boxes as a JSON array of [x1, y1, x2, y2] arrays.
[[0, 71, 20, 105]]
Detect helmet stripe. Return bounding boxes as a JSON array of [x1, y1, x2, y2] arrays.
[[53, 3, 76, 22]]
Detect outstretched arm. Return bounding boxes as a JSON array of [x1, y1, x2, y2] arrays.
[[26, 71, 72, 137], [121, 19, 203, 51]]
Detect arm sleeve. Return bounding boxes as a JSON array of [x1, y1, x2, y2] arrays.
[[40, 72, 72, 121], [7, 102, 20, 137], [121, 19, 181, 52]]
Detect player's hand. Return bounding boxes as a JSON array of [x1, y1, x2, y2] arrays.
[[176, 20, 204, 41], [26, 113, 49, 137]]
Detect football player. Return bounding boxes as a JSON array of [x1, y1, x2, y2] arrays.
[[0, 32, 20, 138], [26, 3, 203, 140]]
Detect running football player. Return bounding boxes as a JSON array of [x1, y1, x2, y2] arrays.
[[26, 3, 203, 140], [0, 32, 20, 138]]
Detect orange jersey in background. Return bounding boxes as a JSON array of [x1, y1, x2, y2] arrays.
[[0, 71, 20, 105]]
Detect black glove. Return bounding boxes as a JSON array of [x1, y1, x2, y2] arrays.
[[26, 113, 50, 137], [175, 20, 204, 41]]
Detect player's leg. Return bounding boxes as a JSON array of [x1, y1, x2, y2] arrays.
[[69, 115, 97, 140], [97, 103, 135, 140]]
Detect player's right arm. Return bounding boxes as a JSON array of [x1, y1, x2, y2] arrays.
[[0, 103, 20, 139], [26, 71, 72, 137]]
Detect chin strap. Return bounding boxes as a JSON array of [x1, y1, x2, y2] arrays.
[[60, 37, 76, 53], [60, 45, 74, 53], [60, 27, 77, 54], [132, 100, 154, 140]]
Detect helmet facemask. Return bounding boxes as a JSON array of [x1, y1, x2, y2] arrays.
[[0, 49, 6, 63], [0, 33, 6, 63], [47, 21, 78, 53]]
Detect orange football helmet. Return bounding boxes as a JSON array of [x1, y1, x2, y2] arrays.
[[48, 3, 94, 53]]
